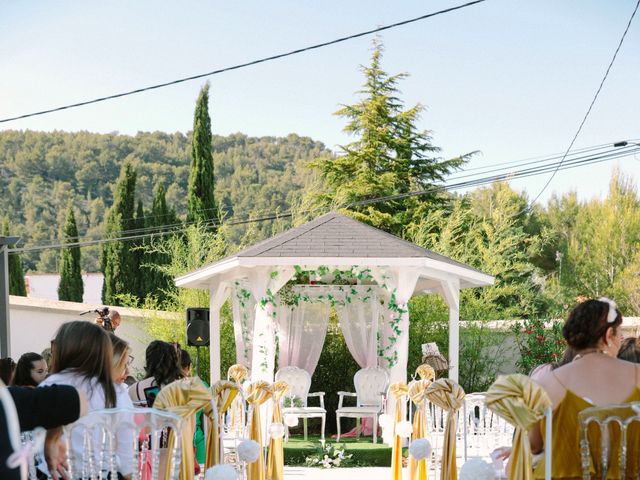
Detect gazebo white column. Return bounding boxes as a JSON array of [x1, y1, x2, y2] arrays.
[[247, 266, 295, 382], [209, 282, 231, 383], [439, 278, 461, 382]]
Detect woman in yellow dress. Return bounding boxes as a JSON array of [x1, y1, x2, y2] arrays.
[[530, 298, 640, 479]]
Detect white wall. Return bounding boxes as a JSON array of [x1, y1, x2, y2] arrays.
[[24, 273, 104, 304], [7, 296, 177, 377]]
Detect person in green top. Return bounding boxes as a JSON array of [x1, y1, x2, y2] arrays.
[[181, 349, 208, 466]]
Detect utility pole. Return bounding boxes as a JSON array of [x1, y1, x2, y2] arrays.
[[0, 236, 19, 358]]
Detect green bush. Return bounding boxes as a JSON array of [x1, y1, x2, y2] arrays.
[[512, 318, 566, 374]]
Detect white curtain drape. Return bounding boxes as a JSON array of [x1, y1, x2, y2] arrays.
[[231, 281, 256, 368], [275, 287, 330, 375], [335, 287, 380, 368]]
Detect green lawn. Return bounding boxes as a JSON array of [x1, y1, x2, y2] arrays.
[[284, 435, 393, 467]]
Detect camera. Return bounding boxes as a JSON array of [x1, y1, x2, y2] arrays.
[[95, 307, 113, 331]]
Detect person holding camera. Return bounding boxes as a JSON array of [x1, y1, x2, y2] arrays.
[[95, 309, 121, 332]]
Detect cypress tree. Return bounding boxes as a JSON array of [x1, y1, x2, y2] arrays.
[[187, 82, 217, 225], [146, 183, 176, 303], [101, 162, 138, 305], [2, 220, 26, 296], [134, 199, 146, 301], [58, 206, 84, 302]]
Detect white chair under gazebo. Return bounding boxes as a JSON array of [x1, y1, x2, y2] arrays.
[[175, 212, 494, 427]]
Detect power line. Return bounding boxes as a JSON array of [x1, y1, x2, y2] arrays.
[[522, 0, 640, 213], [0, 0, 487, 125], [10, 144, 639, 254]]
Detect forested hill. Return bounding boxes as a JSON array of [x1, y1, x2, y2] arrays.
[[0, 130, 330, 272]]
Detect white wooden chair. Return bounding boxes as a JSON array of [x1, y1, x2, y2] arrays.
[[462, 392, 515, 460], [64, 407, 183, 480], [275, 366, 326, 441], [336, 366, 389, 444], [579, 402, 640, 479]]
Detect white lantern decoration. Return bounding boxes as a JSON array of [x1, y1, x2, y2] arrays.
[[205, 464, 236, 480], [459, 458, 496, 480], [284, 415, 299, 428], [395, 420, 413, 438], [378, 413, 393, 429], [269, 422, 285, 439], [237, 439, 261, 463], [409, 438, 432, 460]]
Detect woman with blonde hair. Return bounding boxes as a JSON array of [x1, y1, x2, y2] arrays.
[[110, 333, 133, 385]]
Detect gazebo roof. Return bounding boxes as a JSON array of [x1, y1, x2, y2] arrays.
[[176, 212, 493, 290]]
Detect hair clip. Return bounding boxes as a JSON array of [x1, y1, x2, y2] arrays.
[[598, 297, 618, 323]]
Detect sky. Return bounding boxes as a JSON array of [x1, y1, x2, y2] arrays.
[[2, 0, 639, 205]]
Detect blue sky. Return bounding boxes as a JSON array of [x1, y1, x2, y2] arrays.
[[2, 0, 639, 204]]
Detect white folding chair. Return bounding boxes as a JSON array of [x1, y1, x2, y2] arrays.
[[276, 366, 326, 441], [64, 407, 183, 480]]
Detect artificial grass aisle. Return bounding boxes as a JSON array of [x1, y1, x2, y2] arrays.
[[284, 435, 393, 467]]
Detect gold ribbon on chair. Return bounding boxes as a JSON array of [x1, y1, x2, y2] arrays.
[[426, 378, 465, 480], [154, 377, 213, 480], [246, 381, 272, 480], [485, 374, 551, 480], [267, 381, 289, 480], [390, 382, 409, 480], [205, 380, 240, 468], [409, 379, 431, 480], [228, 364, 249, 384], [416, 364, 436, 382]]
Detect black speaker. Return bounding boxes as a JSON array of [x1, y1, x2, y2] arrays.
[[186, 308, 210, 347]]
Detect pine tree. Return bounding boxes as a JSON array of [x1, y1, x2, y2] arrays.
[[2, 220, 26, 296], [101, 162, 138, 305], [187, 82, 217, 225], [305, 39, 469, 235], [145, 183, 177, 304], [58, 206, 84, 302]]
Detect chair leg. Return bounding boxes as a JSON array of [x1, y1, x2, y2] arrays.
[[321, 414, 326, 444], [356, 418, 361, 440], [303, 417, 308, 441], [285, 424, 289, 443], [336, 415, 341, 442], [373, 415, 378, 444]]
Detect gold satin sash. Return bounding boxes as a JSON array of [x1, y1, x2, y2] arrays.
[[228, 364, 249, 384], [390, 382, 409, 480], [409, 379, 431, 480], [426, 379, 465, 480], [416, 364, 436, 382], [205, 380, 239, 468], [154, 377, 213, 480], [267, 381, 289, 480], [246, 381, 272, 480], [485, 374, 551, 480]]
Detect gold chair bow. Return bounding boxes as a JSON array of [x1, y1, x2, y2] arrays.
[[246, 381, 272, 480], [154, 377, 213, 480], [205, 380, 239, 468], [426, 379, 465, 480], [485, 374, 551, 480], [409, 379, 431, 480], [228, 364, 249, 384], [416, 364, 436, 382], [390, 382, 409, 480], [267, 381, 289, 480]]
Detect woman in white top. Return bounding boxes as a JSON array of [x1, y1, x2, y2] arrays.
[[40, 321, 134, 479]]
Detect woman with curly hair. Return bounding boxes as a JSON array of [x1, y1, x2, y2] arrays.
[[529, 298, 639, 479], [128, 341, 182, 405]]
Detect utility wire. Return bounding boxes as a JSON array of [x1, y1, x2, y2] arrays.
[[522, 0, 640, 213], [0, 0, 486, 124], [10, 144, 639, 254]]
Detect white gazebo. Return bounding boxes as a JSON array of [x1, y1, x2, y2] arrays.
[[175, 212, 493, 388]]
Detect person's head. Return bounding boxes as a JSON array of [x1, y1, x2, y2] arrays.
[[618, 337, 640, 363], [51, 321, 116, 407], [144, 340, 182, 386], [109, 310, 121, 330], [180, 349, 192, 377], [562, 298, 624, 356], [0, 358, 16, 385], [11, 352, 47, 387], [109, 333, 132, 385], [41, 347, 52, 370]]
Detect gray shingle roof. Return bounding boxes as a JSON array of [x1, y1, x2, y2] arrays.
[[231, 212, 484, 273]]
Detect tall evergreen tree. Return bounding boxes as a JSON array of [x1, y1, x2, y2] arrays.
[[58, 206, 84, 302], [101, 162, 138, 304], [2, 220, 26, 296], [145, 183, 177, 304], [304, 39, 469, 235], [134, 199, 146, 301], [187, 82, 217, 225]]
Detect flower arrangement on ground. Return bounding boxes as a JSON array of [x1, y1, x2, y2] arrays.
[[305, 443, 354, 468]]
